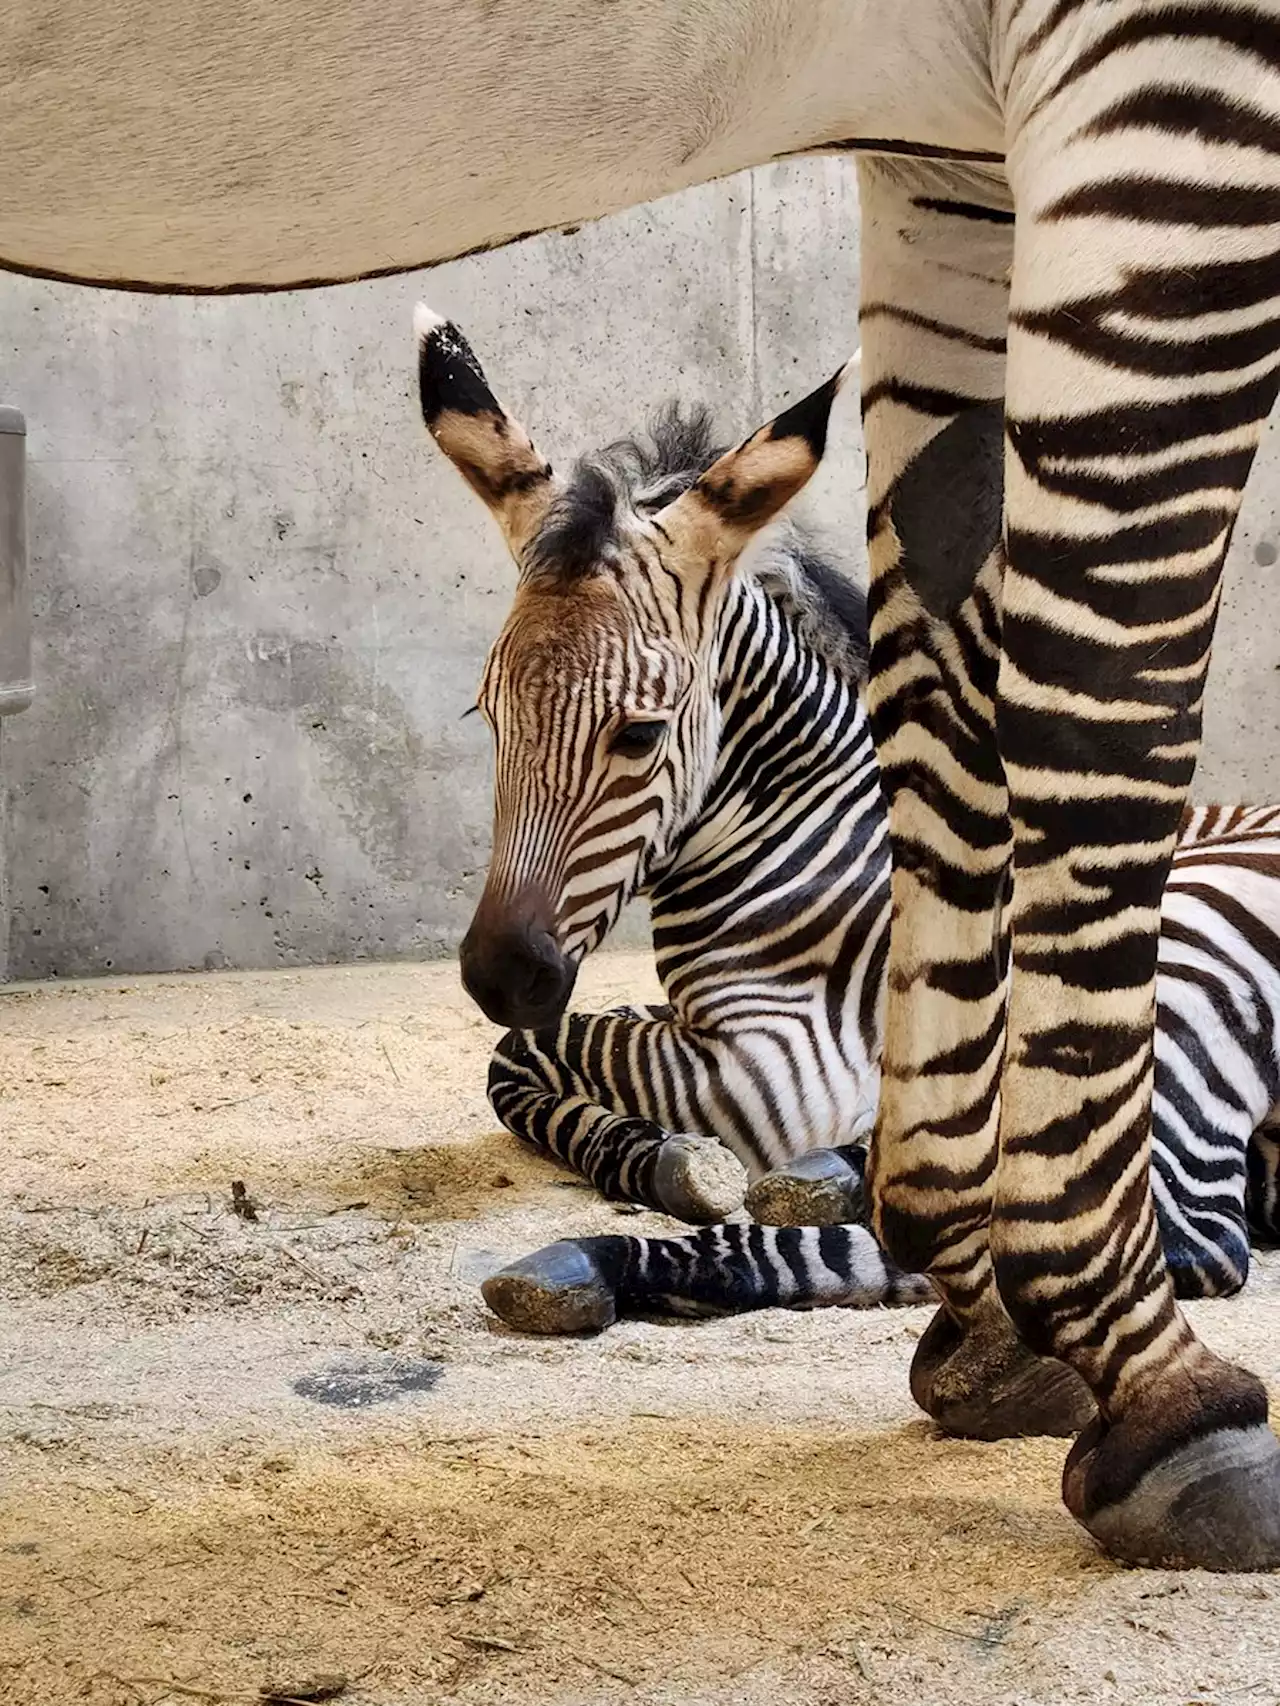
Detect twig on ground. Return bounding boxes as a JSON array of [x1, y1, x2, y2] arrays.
[[266, 1236, 362, 1298], [98, 1677, 149, 1704], [570, 1647, 640, 1686], [879, 1601, 1006, 1647], [113, 1679, 351, 1706], [115, 1681, 225, 1702], [379, 1040, 402, 1085], [259, 1674, 350, 1703], [71, 1582, 128, 1605]]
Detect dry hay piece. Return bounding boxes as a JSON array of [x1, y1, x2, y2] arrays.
[[259, 1676, 349, 1703]]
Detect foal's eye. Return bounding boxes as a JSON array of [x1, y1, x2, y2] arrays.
[[609, 719, 667, 758]]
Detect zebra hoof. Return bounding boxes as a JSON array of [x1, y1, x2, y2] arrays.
[[1064, 1364, 1280, 1570], [480, 1240, 617, 1335], [653, 1135, 748, 1224], [746, 1149, 864, 1227], [911, 1303, 1097, 1441]]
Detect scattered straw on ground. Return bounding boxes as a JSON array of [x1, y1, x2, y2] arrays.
[[1, 958, 1278, 1706], [2, 1420, 1105, 1705]]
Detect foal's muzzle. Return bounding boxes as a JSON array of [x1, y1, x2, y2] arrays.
[[460, 903, 577, 1031]]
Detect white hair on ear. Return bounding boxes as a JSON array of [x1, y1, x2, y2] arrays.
[[413, 301, 449, 343]]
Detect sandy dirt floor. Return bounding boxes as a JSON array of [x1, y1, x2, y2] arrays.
[[1, 955, 1278, 1706]]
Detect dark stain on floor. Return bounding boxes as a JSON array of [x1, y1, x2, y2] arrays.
[[292, 1355, 444, 1409]]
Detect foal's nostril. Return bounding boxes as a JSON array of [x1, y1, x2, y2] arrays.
[[524, 958, 567, 1011]]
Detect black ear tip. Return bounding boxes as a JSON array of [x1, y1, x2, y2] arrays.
[[768, 369, 843, 458], [415, 307, 496, 426]]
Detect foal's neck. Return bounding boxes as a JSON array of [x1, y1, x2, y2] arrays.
[[649, 576, 885, 979]]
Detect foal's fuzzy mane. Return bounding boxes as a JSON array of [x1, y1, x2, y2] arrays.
[[523, 402, 869, 680]]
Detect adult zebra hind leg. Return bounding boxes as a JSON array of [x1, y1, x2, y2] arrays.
[[486, 1006, 750, 1222], [855, 157, 1098, 1444], [986, 39, 1280, 1568]]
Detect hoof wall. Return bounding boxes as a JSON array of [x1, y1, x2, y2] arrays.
[[653, 1135, 748, 1223], [1070, 1421, 1280, 1571], [481, 1240, 617, 1335], [911, 1304, 1096, 1441], [746, 1149, 864, 1227]]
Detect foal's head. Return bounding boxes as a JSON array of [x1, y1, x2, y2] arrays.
[[416, 304, 852, 1029]]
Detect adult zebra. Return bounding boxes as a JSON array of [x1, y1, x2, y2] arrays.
[[418, 300, 1280, 1568], [13, 0, 1280, 1573]]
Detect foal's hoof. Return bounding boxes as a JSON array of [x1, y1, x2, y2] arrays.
[[911, 1304, 1097, 1441], [746, 1148, 864, 1227], [653, 1135, 748, 1223], [1065, 1364, 1280, 1570], [481, 1240, 617, 1335]]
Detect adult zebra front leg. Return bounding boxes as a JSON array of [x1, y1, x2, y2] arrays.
[[487, 1006, 750, 1222], [865, 61, 1280, 1562], [989, 72, 1280, 1567], [858, 158, 1098, 1443]]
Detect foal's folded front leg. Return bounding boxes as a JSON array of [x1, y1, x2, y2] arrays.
[[746, 1139, 872, 1227], [487, 1007, 749, 1222]]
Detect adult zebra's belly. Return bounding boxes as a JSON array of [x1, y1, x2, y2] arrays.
[[0, 0, 1002, 290]]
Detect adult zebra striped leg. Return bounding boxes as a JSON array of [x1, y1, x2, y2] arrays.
[[946, 39, 1279, 1567], [481, 1223, 932, 1335], [487, 1007, 750, 1221], [856, 158, 1097, 1442]]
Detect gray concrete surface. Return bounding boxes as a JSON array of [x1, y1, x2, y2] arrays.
[[0, 157, 1276, 980], [0, 408, 31, 981]]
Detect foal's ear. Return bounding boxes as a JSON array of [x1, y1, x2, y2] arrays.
[[415, 304, 558, 558], [653, 356, 858, 562]]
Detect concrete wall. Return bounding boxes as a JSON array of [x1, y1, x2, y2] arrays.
[[0, 157, 1278, 980]]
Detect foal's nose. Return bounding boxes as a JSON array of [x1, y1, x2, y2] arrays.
[[459, 911, 576, 1030]]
